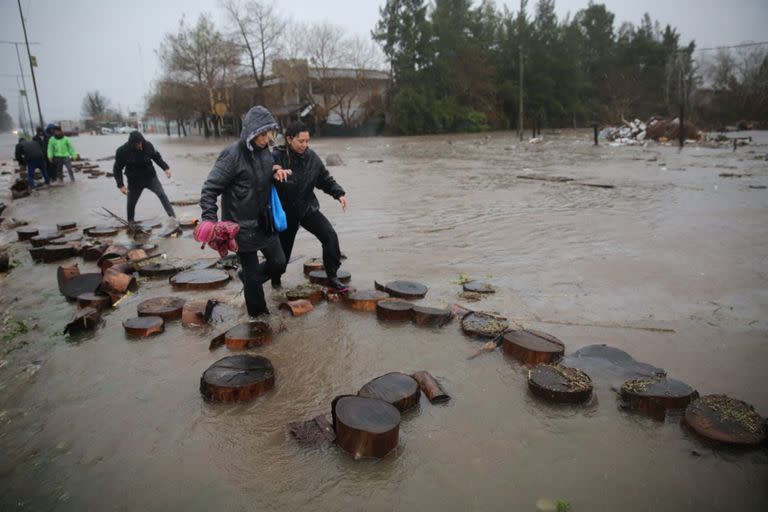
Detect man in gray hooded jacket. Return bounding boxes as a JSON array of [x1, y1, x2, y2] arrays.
[[200, 106, 290, 317]]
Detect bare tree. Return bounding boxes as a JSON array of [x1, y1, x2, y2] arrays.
[[82, 91, 110, 120], [146, 80, 197, 136]]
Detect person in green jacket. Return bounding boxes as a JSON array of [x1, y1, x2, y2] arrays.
[[47, 126, 78, 182]]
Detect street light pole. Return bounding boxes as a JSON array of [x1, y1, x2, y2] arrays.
[[13, 43, 35, 134], [17, 0, 44, 129]]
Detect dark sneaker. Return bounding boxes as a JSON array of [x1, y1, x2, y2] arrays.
[[326, 276, 349, 292], [271, 277, 282, 289]]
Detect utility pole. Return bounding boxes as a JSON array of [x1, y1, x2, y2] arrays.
[[13, 43, 35, 134], [17, 0, 45, 129], [517, 0, 524, 141]]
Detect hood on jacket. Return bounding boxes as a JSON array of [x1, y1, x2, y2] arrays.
[[241, 106, 278, 149], [128, 131, 145, 147]]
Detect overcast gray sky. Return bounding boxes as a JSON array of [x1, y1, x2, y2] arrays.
[[1, 0, 766, 125]]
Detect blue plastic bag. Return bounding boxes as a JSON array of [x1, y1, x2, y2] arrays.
[[271, 185, 288, 232]]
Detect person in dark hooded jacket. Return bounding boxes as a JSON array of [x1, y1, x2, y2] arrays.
[[200, 106, 290, 317], [18, 138, 51, 188], [113, 131, 175, 222], [271, 121, 348, 291]]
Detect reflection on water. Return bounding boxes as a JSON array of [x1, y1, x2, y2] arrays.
[[0, 131, 767, 511]]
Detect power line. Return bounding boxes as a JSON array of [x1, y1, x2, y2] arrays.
[[693, 41, 768, 53]]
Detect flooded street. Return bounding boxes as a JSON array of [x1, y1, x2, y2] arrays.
[[1, 130, 766, 511]]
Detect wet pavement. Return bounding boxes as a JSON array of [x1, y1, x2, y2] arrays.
[[0, 130, 766, 511]]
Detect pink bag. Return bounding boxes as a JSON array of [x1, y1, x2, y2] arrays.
[[193, 221, 240, 258]]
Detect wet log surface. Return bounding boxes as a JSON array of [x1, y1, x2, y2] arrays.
[[100, 268, 137, 295], [307, 269, 351, 286], [62, 273, 103, 301], [333, 395, 401, 460], [460, 311, 508, 338], [620, 377, 698, 419], [200, 355, 275, 402], [170, 269, 231, 290], [76, 292, 112, 311], [64, 307, 101, 335], [561, 344, 666, 390], [345, 290, 390, 312], [528, 364, 593, 403], [123, 316, 165, 337], [225, 321, 273, 350], [178, 218, 199, 229], [137, 297, 186, 320], [376, 299, 414, 322], [82, 244, 107, 261], [17, 227, 39, 241], [138, 262, 179, 278], [99, 256, 128, 274], [185, 258, 220, 271], [462, 281, 496, 294], [89, 226, 120, 237], [30, 232, 64, 247], [411, 306, 453, 327], [39, 245, 76, 263], [279, 299, 314, 316], [56, 221, 77, 231], [288, 414, 336, 447], [358, 372, 420, 412], [684, 395, 767, 446], [126, 249, 148, 261], [303, 258, 324, 275], [377, 280, 428, 299], [181, 300, 208, 327], [285, 284, 325, 304], [57, 264, 80, 294], [502, 329, 565, 365], [411, 371, 450, 403]]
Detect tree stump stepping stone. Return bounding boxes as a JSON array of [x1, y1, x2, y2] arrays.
[[288, 414, 336, 447], [39, 245, 76, 263], [99, 257, 129, 274], [303, 258, 324, 275], [345, 290, 390, 312], [461, 311, 509, 338], [138, 262, 180, 278], [307, 269, 351, 286], [123, 316, 164, 337], [502, 329, 565, 365], [56, 221, 77, 231], [30, 232, 64, 247], [100, 268, 137, 295], [126, 248, 148, 261], [64, 307, 102, 335], [77, 292, 112, 311], [462, 281, 496, 293], [332, 395, 400, 460], [279, 299, 314, 316], [325, 287, 354, 303], [376, 299, 414, 322], [358, 372, 420, 412], [185, 258, 220, 271], [620, 377, 699, 419], [285, 283, 324, 304], [81, 244, 107, 261], [16, 227, 39, 241], [411, 306, 453, 327], [528, 364, 593, 404], [62, 273, 103, 301], [200, 355, 275, 402], [57, 264, 80, 294], [181, 300, 209, 327], [225, 321, 272, 350], [89, 226, 119, 237], [561, 345, 666, 391], [684, 395, 767, 446], [170, 269, 231, 290], [137, 297, 186, 320], [411, 371, 450, 403], [375, 280, 428, 299]]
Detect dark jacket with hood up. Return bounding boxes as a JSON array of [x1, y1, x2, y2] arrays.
[[200, 106, 280, 252], [113, 131, 169, 188], [18, 139, 45, 162], [271, 146, 345, 219]]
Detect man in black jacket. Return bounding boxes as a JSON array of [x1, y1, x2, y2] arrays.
[[113, 131, 175, 222], [18, 138, 51, 189], [200, 106, 289, 317]]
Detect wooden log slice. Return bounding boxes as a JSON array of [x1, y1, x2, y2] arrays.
[[99, 256, 128, 274], [450, 303, 473, 319], [170, 269, 231, 290], [56, 221, 77, 231], [178, 218, 199, 229], [303, 257, 324, 275], [200, 355, 275, 402], [358, 372, 420, 412], [28, 247, 44, 262], [285, 283, 325, 304], [137, 297, 186, 320], [186, 258, 220, 271], [138, 262, 180, 279], [225, 321, 273, 350], [63, 307, 102, 335], [100, 268, 137, 295], [57, 264, 80, 294], [307, 269, 351, 286], [134, 219, 163, 230], [502, 329, 565, 365], [30, 232, 64, 247], [462, 281, 496, 293], [62, 273, 103, 301], [461, 311, 509, 338], [619, 377, 698, 419], [333, 395, 400, 460], [126, 248, 148, 261], [325, 286, 355, 303], [279, 299, 314, 316], [123, 316, 164, 337], [411, 306, 453, 327], [89, 226, 119, 237], [411, 371, 450, 403], [288, 414, 336, 447], [684, 395, 767, 446], [345, 290, 390, 312], [76, 292, 111, 311], [381, 280, 428, 299], [376, 299, 414, 322], [82, 244, 107, 261], [40, 245, 75, 263], [181, 300, 208, 327], [528, 364, 593, 404], [16, 227, 39, 241]]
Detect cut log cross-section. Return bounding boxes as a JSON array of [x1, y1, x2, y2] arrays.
[[100, 268, 137, 295], [376, 299, 414, 322], [411, 306, 453, 327], [170, 269, 231, 290], [620, 377, 699, 419], [57, 264, 80, 294], [123, 316, 164, 337], [200, 355, 275, 402], [345, 290, 390, 312], [502, 329, 565, 365], [181, 300, 208, 327], [411, 371, 450, 403], [303, 258, 324, 275], [358, 372, 421, 412], [62, 273, 103, 301], [39, 245, 75, 263], [285, 284, 324, 304], [332, 395, 401, 460], [461, 311, 509, 338], [76, 292, 112, 311], [138, 263, 179, 279], [528, 364, 593, 404], [279, 299, 314, 316], [64, 307, 102, 335], [137, 297, 186, 320], [16, 227, 39, 241], [376, 280, 428, 299], [224, 321, 273, 350], [308, 269, 351, 286], [684, 394, 767, 446]]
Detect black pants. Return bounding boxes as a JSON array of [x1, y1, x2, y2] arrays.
[[126, 175, 175, 221], [279, 209, 341, 278], [238, 236, 286, 316], [52, 157, 74, 182]]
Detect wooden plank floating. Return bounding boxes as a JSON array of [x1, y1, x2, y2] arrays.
[[16, 227, 39, 241], [307, 269, 351, 286], [460, 311, 508, 338], [64, 307, 101, 335], [332, 395, 400, 460], [285, 283, 324, 304], [181, 300, 208, 327], [137, 297, 186, 320], [376, 280, 428, 299], [620, 377, 698, 419], [462, 281, 496, 294], [358, 372, 421, 412], [225, 321, 273, 350], [528, 364, 593, 403], [138, 262, 179, 278], [123, 316, 164, 337], [200, 355, 275, 402], [288, 414, 336, 447], [376, 299, 414, 322], [62, 273, 103, 301], [411, 306, 453, 327], [502, 329, 565, 365], [411, 371, 450, 403], [345, 290, 390, 312], [76, 292, 112, 311], [279, 299, 314, 316], [170, 269, 231, 290], [684, 395, 766, 446]]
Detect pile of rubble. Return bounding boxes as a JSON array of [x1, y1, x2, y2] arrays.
[[601, 116, 701, 145]]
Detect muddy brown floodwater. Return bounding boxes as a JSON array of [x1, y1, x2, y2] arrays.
[[0, 130, 767, 511]]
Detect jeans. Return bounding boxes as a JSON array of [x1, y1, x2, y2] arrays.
[[52, 157, 74, 182], [278, 209, 342, 278], [126, 175, 176, 222], [238, 236, 286, 316], [26, 159, 51, 188]]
